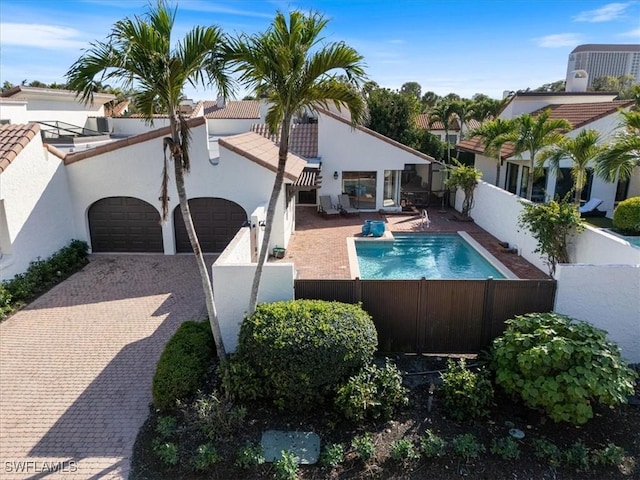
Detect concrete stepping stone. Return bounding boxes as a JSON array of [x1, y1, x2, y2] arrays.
[[261, 430, 320, 464]]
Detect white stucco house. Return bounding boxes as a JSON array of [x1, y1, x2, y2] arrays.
[[0, 87, 434, 281], [456, 92, 639, 217]]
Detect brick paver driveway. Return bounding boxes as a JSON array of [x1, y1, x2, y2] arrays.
[[0, 255, 214, 479]]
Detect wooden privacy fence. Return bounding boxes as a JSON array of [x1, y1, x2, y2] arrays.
[[294, 278, 556, 353]]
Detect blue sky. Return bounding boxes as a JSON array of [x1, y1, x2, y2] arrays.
[[1, 0, 639, 100]]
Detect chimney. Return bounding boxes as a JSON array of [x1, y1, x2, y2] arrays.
[[566, 70, 588, 92], [216, 95, 225, 108]]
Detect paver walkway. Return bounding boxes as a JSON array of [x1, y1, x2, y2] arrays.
[[0, 255, 214, 479]]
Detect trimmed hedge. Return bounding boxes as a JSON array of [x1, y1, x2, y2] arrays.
[[613, 196, 640, 234], [226, 300, 378, 411], [152, 321, 215, 411], [1, 240, 89, 320]]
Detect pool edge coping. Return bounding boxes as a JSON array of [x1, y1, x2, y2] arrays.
[[347, 231, 518, 280]]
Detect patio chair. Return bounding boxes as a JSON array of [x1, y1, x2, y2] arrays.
[[318, 195, 340, 216], [579, 198, 605, 217], [338, 194, 359, 215]]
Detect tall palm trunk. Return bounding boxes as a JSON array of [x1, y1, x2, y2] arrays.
[[495, 156, 502, 187], [170, 117, 227, 362], [526, 154, 535, 200], [248, 115, 291, 314]]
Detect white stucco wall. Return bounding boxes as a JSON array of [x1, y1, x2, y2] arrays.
[[499, 93, 618, 119], [23, 98, 106, 128], [317, 112, 431, 210], [569, 225, 640, 265], [0, 100, 29, 124], [0, 135, 75, 280], [555, 264, 640, 363], [110, 117, 171, 136], [65, 122, 291, 253], [212, 227, 295, 352], [457, 181, 547, 273], [207, 118, 257, 136]]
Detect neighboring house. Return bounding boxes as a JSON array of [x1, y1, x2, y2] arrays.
[[415, 113, 481, 145], [456, 92, 639, 216], [200, 98, 265, 135]]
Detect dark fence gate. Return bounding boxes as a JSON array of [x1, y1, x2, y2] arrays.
[[294, 279, 556, 353]]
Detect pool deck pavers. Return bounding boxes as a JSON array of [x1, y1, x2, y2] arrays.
[[0, 255, 214, 479], [284, 206, 548, 279]]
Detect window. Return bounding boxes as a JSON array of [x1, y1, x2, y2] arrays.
[[505, 163, 518, 194], [555, 168, 592, 202], [446, 134, 457, 145], [343, 171, 377, 209], [615, 177, 630, 202]]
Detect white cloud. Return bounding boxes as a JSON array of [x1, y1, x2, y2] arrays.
[[573, 2, 631, 22], [178, 0, 273, 18], [533, 33, 582, 48], [0, 23, 87, 50], [619, 27, 640, 37]]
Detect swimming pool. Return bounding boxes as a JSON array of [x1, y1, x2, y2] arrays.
[[350, 233, 514, 280]]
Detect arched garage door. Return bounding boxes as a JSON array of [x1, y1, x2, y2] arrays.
[[174, 198, 246, 253], [88, 197, 163, 253]]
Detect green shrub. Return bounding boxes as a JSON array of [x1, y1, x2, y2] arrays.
[[319, 443, 344, 467], [335, 359, 408, 422], [492, 313, 636, 424], [390, 438, 419, 463], [490, 437, 520, 460], [591, 443, 625, 467], [234, 442, 265, 469], [419, 429, 447, 458], [152, 321, 215, 411], [274, 450, 298, 480], [0, 240, 89, 321], [613, 196, 640, 234], [351, 433, 376, 461], [531, 437, 562, 467], [440, 358, 494, 422], [155, 416, 177, 439], [191, 443, 222, 471], [564, 441, 590, 472], [451, 433, 485, 461], [227, 300, 377, 411], [152, 441, 179, 466]]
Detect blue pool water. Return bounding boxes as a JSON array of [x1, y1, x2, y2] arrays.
[[355, 234, 505, 280]]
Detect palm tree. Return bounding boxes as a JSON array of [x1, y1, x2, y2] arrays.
[[595, 109, 640, 183], [226, 11, 366, 314], [510, 110, 571, 200], [468, 118, 516, 187], [538, 129, 604, 206], [429, 100, 458, 162], [66, 1, 231, 362], [452, 99, 473, 140]]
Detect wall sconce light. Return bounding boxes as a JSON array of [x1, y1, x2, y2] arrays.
[[333, 171, 339, 180]]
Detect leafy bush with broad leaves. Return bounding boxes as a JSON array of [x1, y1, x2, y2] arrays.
[[613, 196, 640, 234], [492, 313, 636, 425], [440, 358, 494, 422], [335, 359, 408, 422], [226, 300, 377, 411], [152, 321, 215, 411]]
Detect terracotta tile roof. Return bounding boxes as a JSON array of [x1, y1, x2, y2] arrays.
[[63, 117, 206, 165], [0, 123, 40, 172], [218, 132, 306, 182], [104, 100, 129, 117], [415, 113, 460, 131], [528, 100, 634, 130], [456, 100, 635, 157], [202, 100, 260, 119], [251, 123, 319, 158], [319, 108, 433, 163]]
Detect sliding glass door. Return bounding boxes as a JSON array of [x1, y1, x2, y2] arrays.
[[342, 171, 377, 209]]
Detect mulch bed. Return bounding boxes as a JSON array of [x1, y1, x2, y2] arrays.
[[130, 355, 640, 479]]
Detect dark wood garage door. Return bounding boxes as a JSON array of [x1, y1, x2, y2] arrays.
[[88, 197, 163, 253], [174, 198, 246, 253]]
